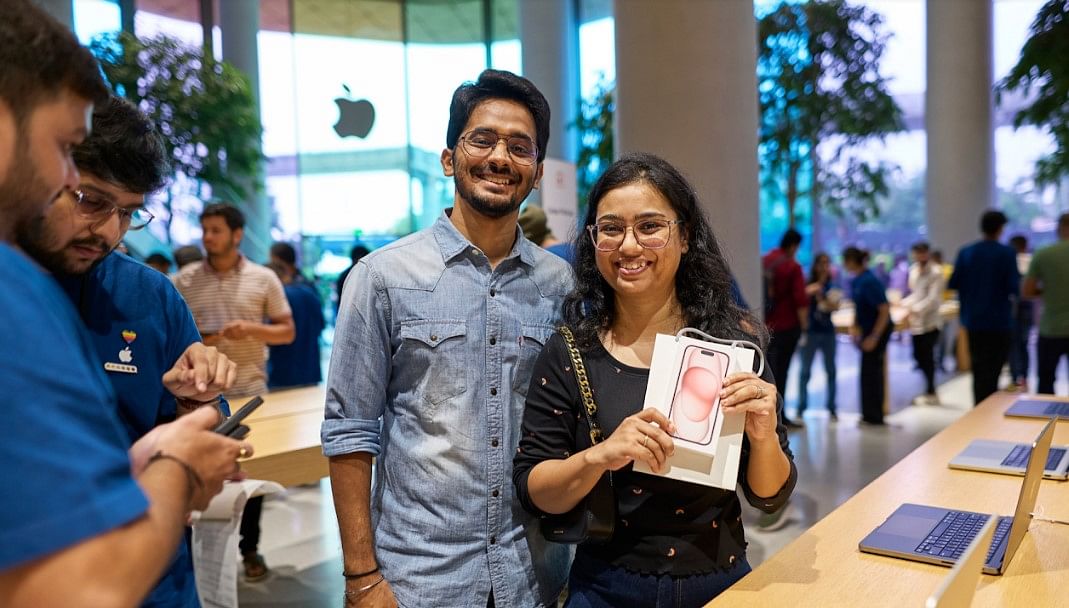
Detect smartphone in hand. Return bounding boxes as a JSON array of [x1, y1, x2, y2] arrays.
[[667, 346, 729, 445], [213, 396, 263, 437]]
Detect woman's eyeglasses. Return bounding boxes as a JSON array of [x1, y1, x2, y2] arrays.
[[71, 189, 154, 231], [586, 219, 684, 252]]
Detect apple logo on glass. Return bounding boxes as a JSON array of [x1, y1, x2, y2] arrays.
[[333, 84, 375, 139]]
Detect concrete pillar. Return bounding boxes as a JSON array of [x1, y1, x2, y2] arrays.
[[614, 0, 762, 308], [519, 0, 578, 163], [926, 1, 994, 256], [32, 0, 73, 30], [219, 0, 270, 261]]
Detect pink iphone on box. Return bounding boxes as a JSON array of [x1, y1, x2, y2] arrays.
[[668, 345, 729, 446]]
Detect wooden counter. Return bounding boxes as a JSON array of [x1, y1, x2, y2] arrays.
[[709, 393, 1069, 607], [238, 385, 328, 487]]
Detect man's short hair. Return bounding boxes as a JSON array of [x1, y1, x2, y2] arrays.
[[445, 69, 551, 163], [270, 242, 297, 267], [911, 241, 930, 253], [350, 244, 370, 263], [173, 244, 203, 268], [1008, 234, 1028, 251], [780, 228, 802, 250], [145, 252, 170, 267], [73, 97, 170, 194], [980, 209, 1008, 237], [200, 203, 244, 231], [0, 0, 109, 122]]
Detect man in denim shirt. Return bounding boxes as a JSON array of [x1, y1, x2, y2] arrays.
[[322, 70, 572, 607]]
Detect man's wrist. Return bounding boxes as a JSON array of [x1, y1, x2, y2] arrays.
[[176, 395, 222, 408]]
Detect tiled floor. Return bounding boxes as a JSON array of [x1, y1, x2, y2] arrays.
[[237, 335, 1068, 606]]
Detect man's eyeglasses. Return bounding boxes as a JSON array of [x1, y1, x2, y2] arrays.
[[587, 219, 685, 252], [458, 129, 539, 165], [71, 189, 154, 231]]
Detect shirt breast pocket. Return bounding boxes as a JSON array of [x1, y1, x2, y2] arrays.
[[398, 320, 468, 413], [512, 323, 557, 397]]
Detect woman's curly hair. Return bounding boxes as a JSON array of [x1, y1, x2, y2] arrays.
[[563, 152, 767, 352]]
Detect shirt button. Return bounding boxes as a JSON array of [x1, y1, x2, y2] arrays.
[[491, 438, 499, 447], [490, 536, 497, 544], [490, 387, 497, 396], [729, 554, 736, 564], [666, 547, 676, 557], [430, 335, 438, 342], [492, 489, 499, 497], [490, 337, 497, 345], [490, 288, 496, 297]]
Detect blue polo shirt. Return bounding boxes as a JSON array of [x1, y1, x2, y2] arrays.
[[58, 251, 224, 608], [949, 239, 1020, 332], [269, 282, 325, 389], [0, 243, 148, 571], [851, 269, 887, 335]]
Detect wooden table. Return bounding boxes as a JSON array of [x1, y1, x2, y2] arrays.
[[709, 393, 1069, 607], [238, 385, 328, 487]]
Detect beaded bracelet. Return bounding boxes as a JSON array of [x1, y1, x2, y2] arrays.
[[342, 566, 380, 579], [343, 575, 384, 598], [147, 451, 205, 500]]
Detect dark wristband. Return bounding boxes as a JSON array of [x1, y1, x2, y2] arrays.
[[343, 566, 380, 579], [147, 451, 205, 501]]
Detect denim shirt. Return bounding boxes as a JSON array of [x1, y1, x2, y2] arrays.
[[322, 211, 573, 608]]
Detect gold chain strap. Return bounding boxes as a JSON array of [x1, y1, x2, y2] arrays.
[[557, 326, 603, 445]]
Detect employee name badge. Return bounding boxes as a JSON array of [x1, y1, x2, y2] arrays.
[[633, 328, 759, 490]]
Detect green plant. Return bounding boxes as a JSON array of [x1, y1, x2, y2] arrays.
[[89, 32, 264, 243], [997, 0, 1069, 186], [758, 0, 904, 227], [574, 77, 615, 209]]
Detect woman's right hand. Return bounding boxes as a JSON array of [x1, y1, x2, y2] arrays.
[[584, 408, 676, 474]]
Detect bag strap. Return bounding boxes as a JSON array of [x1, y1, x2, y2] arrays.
[[557, 326, 603, 446]]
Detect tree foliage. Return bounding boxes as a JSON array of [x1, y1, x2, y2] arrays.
[[997, 0, 1069, 186], [575, 77, 615, 209], [757, 0, 904, 226], [89, 32, 264, 241]]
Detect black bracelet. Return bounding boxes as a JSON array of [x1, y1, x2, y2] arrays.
[[176, 395, 221, 407], [343, 566, 379, 579], [146, 451, 205, 500]]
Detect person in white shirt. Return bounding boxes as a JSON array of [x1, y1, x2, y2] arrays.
[[901, 241, 945, 404]]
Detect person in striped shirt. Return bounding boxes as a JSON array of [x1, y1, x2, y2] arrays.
[[173, 202, 294, 579]]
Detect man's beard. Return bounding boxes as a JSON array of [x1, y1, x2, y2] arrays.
[[0, 127, 56, 242], [454, 165, 529, 220], [16, 212, 114, 276]]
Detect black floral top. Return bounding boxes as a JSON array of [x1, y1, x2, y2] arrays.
[[512, 332, 797, 575]]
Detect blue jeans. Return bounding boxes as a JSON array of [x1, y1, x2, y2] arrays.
[[796, 331, 837, 414], [565, 551, 751, 608]]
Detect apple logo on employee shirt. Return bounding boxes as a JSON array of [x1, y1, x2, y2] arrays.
[[333, 84, 375, 139]]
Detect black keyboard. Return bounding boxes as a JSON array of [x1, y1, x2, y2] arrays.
[[1044, 403, 1069, 417], [984, 518, 1012, 563], [1000, 445, 1067, 470], [914, 511, 992, 559]]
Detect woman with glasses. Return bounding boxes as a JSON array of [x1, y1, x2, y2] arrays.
[[513, 153, 796, 607]]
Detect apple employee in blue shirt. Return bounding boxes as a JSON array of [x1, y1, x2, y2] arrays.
[[17, 95, 238, 607], [0, 3, 248, 605], [323, 69, 572, 607]]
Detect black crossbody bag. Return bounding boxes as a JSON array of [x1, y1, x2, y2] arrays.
[[539, 326, 616, 544]]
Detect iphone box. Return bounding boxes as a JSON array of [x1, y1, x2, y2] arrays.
[[633, 333, 754, 490]]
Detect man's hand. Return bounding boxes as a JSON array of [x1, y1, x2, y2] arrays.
[[221, 320, 255, 340], [161, 342, 236, 402], [141, 407, 253, 511], [860, 334, 878, 352]]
